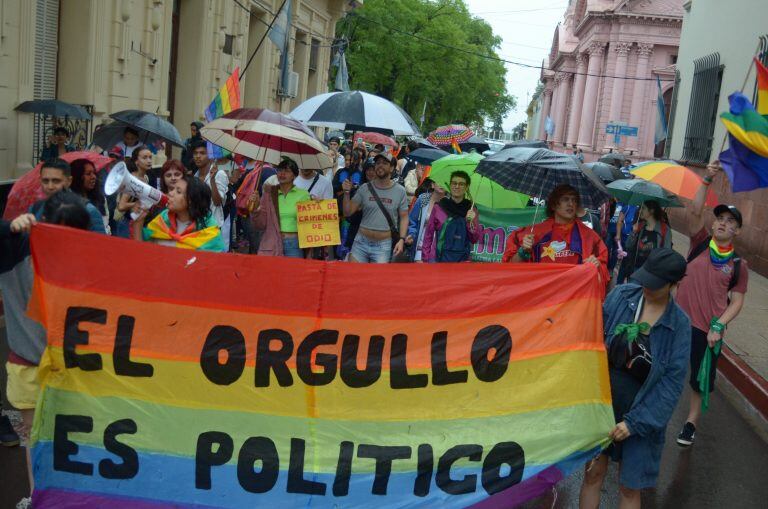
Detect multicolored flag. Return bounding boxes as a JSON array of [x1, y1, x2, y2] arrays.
[[654, 76, 668, 145], [28, 224, 614, 509], [719, 92, 768, 192], [755, 57, 768, 115], [204, 67, 242, 159]]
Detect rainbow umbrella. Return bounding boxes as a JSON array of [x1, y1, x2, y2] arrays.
[[426, 124, 475, 146], [630, 160, 718, 206]]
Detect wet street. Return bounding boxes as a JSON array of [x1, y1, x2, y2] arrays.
[[2, 326, 767, 508]]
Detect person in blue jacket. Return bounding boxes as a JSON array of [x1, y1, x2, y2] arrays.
[[580, 248, 691, 509]]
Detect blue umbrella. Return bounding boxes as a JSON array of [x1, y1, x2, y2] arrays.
[[409, 147, 450, 165]]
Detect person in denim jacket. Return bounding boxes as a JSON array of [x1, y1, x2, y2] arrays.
[[580, 248, 691, 508]]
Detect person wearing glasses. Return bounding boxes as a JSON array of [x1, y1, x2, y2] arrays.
[[420, 170, 481, 263]]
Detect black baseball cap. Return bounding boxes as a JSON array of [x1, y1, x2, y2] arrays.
[[630, 248, 687, 290], [713, 204, 743, 227]]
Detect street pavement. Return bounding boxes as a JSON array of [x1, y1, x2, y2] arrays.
[[2, 324, 768, 508]]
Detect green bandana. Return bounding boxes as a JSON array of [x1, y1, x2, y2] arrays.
[[613, 322, 651, 344]]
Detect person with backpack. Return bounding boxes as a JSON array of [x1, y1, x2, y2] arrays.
[[616, 200, 672, 284], [420, 170, 481, 263], [502, 184, 609, 290], [675, 162, 748, 447]]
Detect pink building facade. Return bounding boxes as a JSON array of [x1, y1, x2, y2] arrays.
[[537, 0, 684, 162]]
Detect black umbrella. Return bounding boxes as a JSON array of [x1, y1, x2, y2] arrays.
[[410, 137, 439, 149], [598, 153, 627, 167], [475, 147, 610, 210], [459, 135, 490, 153], [408, 148, 450, 165], [109, 110, 184, 147], [584, 161, 626, 183], [92, 121, 167, 151], [15, 99, 92, 119], [502, 140, 548, 150]]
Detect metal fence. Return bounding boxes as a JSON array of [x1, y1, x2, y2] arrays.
[[682, 53, 724, 164], [31, 104, 93, 163]]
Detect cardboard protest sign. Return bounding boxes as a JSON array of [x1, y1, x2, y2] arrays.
[[296, 199, 341, 248], [29, 224, 613, 508]]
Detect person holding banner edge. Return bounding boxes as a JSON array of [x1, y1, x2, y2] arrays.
[[580, 248, 691, 509], [502, 184, 608, 286]]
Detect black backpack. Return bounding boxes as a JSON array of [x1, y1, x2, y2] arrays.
[[687, 236, 741, 292]]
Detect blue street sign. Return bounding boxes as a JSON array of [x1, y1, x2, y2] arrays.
[[619, 126, 639, 137], [614, 133, 621, 144], [605, 125, 616, 134]]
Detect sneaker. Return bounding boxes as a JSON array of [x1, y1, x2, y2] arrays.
[[0, 414, 20, 447], [676, 421, 696, 447], [16, 497, 32, 509]]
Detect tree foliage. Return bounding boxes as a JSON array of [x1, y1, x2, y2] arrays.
[[339, 0, 515, 134]]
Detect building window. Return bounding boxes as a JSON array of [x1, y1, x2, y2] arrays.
[[664, 70, 681, 159], [682, 53, 723, 164], [670, 54, 678, 64], [308, 38, 320, 71], [223, 34, 234, 55]]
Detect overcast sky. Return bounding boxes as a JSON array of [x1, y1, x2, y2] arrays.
[[464, 0, 567, 131]]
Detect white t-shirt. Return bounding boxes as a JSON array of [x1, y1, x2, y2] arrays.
[[197, 164, 230, 227], [294, 172, 333, 200]]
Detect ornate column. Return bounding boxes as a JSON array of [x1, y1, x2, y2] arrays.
[[627, 43, 654, 152], [566, 53, 587, 146], [537, 87, 554, 140], [554, 72, 572, 145], [605, 41, 632, 148], [577, 41, 606, 148]]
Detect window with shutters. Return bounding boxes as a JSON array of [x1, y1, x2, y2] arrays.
[[308, 38, 320, 71], [33, 0, 60, 161], [682, 53, 724, 164]]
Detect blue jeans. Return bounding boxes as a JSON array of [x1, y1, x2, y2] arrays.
[[350, 235, 391, 263], [282, 236, 304, 258]]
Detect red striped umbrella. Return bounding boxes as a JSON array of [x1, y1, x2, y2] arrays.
[[200, 108, 333, 170], [354, 131, 396, 147], [3, 151, 112, 220]]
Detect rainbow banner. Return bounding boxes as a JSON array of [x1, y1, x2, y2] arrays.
[[28, 225, 613, 508], [204, 67, 241, 159]]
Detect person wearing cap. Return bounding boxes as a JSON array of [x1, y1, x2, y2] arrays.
[[342, 152, 409, 263], [502, 184, 608, 289], [580, 248, 691, 509], [675, 161, 748, 447], [39, 126, 76, 162], [249, 157, 310, 258]]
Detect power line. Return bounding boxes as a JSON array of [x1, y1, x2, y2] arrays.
[[351, 13, 675, 82]]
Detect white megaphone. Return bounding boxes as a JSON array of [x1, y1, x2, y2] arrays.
[[105, 162, 168, 216]]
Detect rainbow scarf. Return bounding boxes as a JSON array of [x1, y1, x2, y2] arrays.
[[709, 238, 734, 266], [143, 209, 225, 252]]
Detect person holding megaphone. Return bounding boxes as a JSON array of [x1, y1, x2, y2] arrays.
[[132, 173, 225, 252], [113, 145, 153, 237]]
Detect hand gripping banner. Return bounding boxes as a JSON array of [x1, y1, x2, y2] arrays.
[[28, 224, 613, 508]]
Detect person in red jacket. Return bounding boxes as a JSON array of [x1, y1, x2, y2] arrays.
[[503, 184, 608, 286]]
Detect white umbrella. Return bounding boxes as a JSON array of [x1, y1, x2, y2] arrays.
[[200, 108, 333, 170], [289, 90, 420, 136]]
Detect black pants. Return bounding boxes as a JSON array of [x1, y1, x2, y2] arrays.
[[689, 326, 719, 393]]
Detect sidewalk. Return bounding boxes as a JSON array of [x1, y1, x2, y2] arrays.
[[672, 230, 768, 425]]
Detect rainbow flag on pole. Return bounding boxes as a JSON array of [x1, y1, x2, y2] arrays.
[[719, 92, 768, 191], [755, 57, 768, 115], [204, 67, 241, 159], [28, 224, 613, 509]]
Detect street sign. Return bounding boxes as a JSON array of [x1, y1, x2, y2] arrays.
[[619, 126, 638, 137], [605, 125, 616, 134]]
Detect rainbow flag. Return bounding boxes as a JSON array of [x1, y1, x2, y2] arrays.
[[143, 209, 225, 251], [204, 68, 241, 159], [755, 57, 768, 116], [451, 140, 462, 154], [719, 92, 768, 191], [28, 225, 613, 508]]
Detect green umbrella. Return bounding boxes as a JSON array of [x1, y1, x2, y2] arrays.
[[606, 179, 683, 208], [426, 153, 529, 209]]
